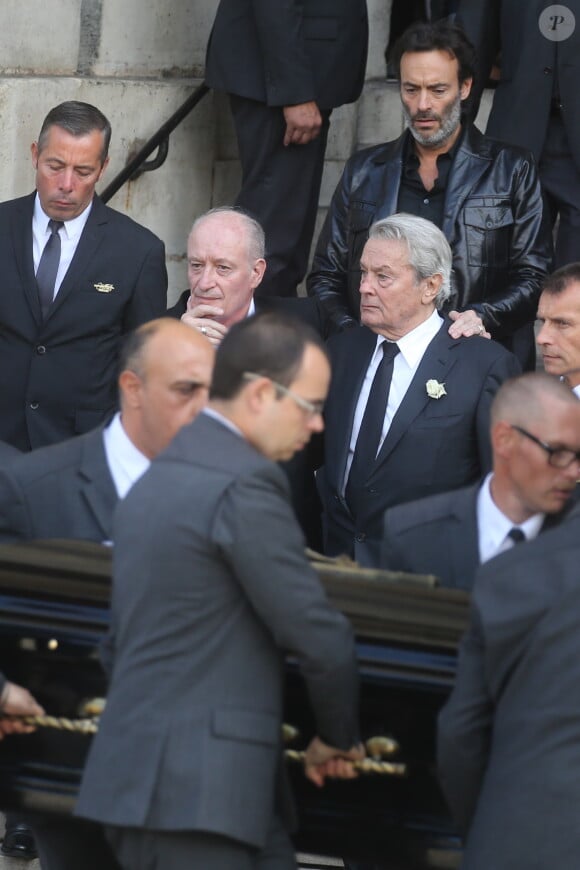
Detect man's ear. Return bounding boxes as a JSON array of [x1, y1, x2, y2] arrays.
[[460, 76, 473, 101], [97, 155, 110, 182], [422, 273, 442, 305], [243, 375, 274, 412], [250, 258, 267, 291], [118, 370, 143, 408], [491, 420, 514, 459], [31, 141, 39, 169]]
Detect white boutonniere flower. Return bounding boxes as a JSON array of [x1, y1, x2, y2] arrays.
[[426, 379, 447, 400]]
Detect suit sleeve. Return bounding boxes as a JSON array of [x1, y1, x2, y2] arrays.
[[437, 602, 493, 835], [468, 153, 553, 337], [307, 157, 359, 331], [380, 509, 414, 573], [475, 347, 521, 471], [456, 0, 501, 118], [0, 470, 33, 543], [212, 464, 359, 749], [122, 236, 168, 332], [250, 0, 317, 106]]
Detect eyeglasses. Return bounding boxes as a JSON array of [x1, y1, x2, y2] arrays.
[[243, 371, 324, 419], [511, 425, 580, 469]]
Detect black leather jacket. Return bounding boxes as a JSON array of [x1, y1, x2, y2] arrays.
[[307, 125, 553, 353]]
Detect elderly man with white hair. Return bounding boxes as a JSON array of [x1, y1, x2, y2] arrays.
[[318, 213, 521, 566]]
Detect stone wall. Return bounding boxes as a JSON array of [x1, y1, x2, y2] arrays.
[[0, 0, 491, 301]]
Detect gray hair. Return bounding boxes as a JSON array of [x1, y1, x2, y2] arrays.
[[368, 213, 452, 307], [190, 207, 265, 262]]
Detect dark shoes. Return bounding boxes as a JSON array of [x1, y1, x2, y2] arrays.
[[1, 823, 38, 860]]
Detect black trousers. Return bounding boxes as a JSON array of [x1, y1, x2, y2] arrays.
[[540, 113, 580, 268], [105, 815, 296, 870], [230, 94, 330, 298]]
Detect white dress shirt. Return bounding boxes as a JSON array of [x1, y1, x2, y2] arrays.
[[32, 195, 93, 299], [477, 473, 544, 563], [344, 310, 443, 489], [103, 413, 150, 500]]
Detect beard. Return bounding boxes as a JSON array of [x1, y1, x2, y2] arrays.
[[403, 94, 462, 148]]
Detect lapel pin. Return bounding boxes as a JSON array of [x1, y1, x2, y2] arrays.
[[426, 379, 447, 400], [94, 283, 114, 294]]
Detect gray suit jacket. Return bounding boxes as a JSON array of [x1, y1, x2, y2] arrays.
[[381, 484, 481, 590], [438, 506, 580, 867], [76, 413, 359, 848], [380, 483, 574, 590], [0, 426, 117, 543]]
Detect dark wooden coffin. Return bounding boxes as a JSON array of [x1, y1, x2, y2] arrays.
[[0, 541, 469, 868]]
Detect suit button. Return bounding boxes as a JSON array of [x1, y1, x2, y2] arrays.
[[355, 533, 366, 542], [29, 402, 39, 410], [544, 66, 552, 74], [36, 345, 46, 355]]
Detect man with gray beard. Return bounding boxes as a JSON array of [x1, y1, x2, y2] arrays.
[[307, 20, 552, 370]]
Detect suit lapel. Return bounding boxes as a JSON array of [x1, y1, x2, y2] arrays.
[[78, 428, 119, 541], [374, 322, 457, 468], [46, 196, 108, 321], [329, 329, 377, 487], [12, 194, 42, 324]]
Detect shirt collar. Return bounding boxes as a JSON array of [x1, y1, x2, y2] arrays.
[[33, 192, 93, 241], [477, 472, 545, 559], [203, 406, 245, 439], [371, 309, 443, 368], [102, 412, 150, 499]]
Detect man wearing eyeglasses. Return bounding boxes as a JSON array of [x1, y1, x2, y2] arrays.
[[537, 262, 580, 396], [438, 445, 580, 868], [379, 372, 580, 589], [76, 312, 363, 870]]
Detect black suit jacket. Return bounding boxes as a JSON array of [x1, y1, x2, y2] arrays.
[[380, 482, 574, 590], [319, 321, 520, 565], [204, 0, 368, 111], [0, 193, 167, 451], [458, 0, 580, 171], [438, 507, 580, 868], [0, 426, 117, 543]]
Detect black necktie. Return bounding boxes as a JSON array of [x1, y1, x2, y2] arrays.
[[36, 219, 64, 318], [346, 341, 400, 509], [508, 527, 526, 545]]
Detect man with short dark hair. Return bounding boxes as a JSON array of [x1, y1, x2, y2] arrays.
[[76, 312, 363, 869], [537, 262, 580, 397], [318, 213, 520, 566], [380, 372, 580, 588], [0, 100, 168, 452], [308, 20, 552, 369]]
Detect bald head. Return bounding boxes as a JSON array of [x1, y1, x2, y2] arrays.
[[490, 372, 580, 522], [491, 371, 579, 428], [119, 318, 215, 459]]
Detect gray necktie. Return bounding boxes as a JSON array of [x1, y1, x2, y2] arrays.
[[36, 219, 64, 318]]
